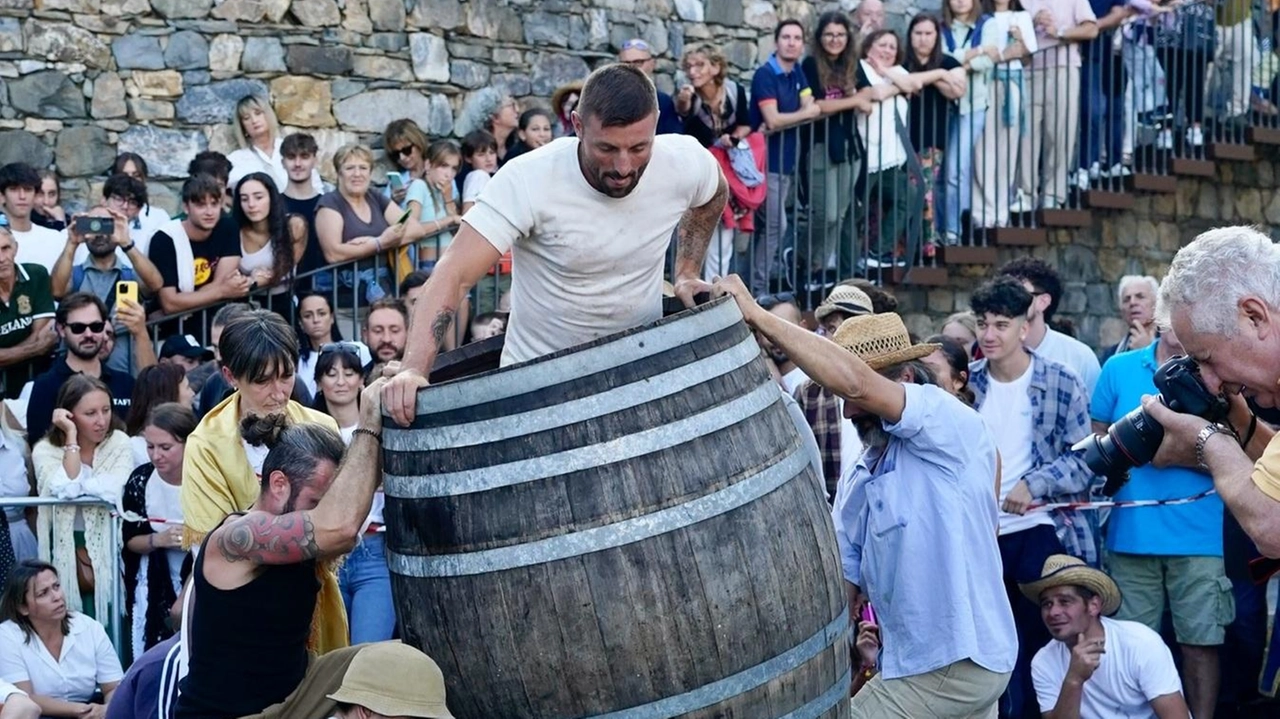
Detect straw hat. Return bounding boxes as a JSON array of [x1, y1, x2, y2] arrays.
[[814, 285, 874, 322], [1018, 554, 1123, 617], [830, 313, 940, 370], [327, 643, 455, 718]]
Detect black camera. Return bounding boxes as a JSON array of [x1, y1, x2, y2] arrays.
[[1078, 356, 1228, 494]]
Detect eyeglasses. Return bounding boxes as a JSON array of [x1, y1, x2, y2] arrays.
[[320, 342, 363, 357], [65, 321, 106, 335], [390, 146, 415, 159], [822, 32, 849, 41], [107, 195, 141, 208]]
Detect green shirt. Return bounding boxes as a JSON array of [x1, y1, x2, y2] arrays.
[[0, 263, 55, 397]]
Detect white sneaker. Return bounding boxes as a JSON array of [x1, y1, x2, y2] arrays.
[[1009, 191, 1036, 214], [1074, 169, 1091, 191], [1156, 129, 1174, 150], [1041, 197, 1061, 210], [1088, 161, 1102, 180], [942, 231, 961, 246], [1105, 163, 1132, 178], [1187, 125, 1204, 147]]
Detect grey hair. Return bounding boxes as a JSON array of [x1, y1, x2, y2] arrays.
[[1156, 226, 1280, 335], [456, 87, 508, 136], [880, 360, 936, 387], [1116, 275, 1159, 303], [259, 423, 346, 496]]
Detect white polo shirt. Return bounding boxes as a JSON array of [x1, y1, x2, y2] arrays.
[[0, 614, 124, 702]]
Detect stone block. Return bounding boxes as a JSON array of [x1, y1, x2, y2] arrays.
[[568, 15, 588, 50], [448, 41, 488, 60], [466, 0, 522, 42], [407, 0, 462, 29], [112, 34, 165, 70], [674, 0, 703, 21], [54, 125, 113, 176], [524, 11, 569, 46], [367, 0, 405, 31], [175, 77, 268, 124], [925, 288, 953, 313], [0, 130, 52, 168], [1266, 190, 1280, 225], [725, 39, 757, 69], [410, 33, 449, 83], [704, 0, 742, 25], [450, 59, 489, 89], [490, 72, 529, 97], [588, 8, 608, 48], [151, 0, 212, 18], [530, 52, 590, 96], [492, 47, 522, 65], [25, 20, 111, 69], [270, 75, 334, 127], [334, 89, 436, 132], [213, 0, 291, 22], [1060, 244, 1101, 283], [43, 0, 100, 11], [242, 37, 287, 73], [285, 45, 353, 75], [72, 14, 130, 33], [1237, 188, 1263, 224], [427, 93, 452, 135], [90, 72, 126, 118], [127, 97, 176, 120], [368, 33, 406, 52], [163, 29, 209, 70], [8, 70, 85, 118], [330, 78, 365, 100], [342, 0, 373, 33], [24, 119, 64, 134], [131, 69, 183, 98], [292, 0, 341, 25], [117, 125, 207, 178], [296, 126, 359, 183], [352, 54, 413, 82], [208, 34, 243, 73], [0, 17, 22, 53], [101, 0, 150, 14]]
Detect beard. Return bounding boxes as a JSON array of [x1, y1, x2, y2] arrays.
[[766, 346, 789, 365], [375, 342, 403, 361], [87, 237, 116, 258], [68, 337, 103, 360], [854, 416, 890, 452]]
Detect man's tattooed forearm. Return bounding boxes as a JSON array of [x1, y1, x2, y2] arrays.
[[677, 179, 729, 262], [430, 309, 454, 350], [217, 512, 319, 564]]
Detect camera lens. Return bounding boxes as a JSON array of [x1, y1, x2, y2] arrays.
[[1080, 403, 1167, 494], [88, 219, 102, 232]]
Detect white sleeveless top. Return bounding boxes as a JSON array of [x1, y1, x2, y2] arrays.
[[239, 237, 289, 295]]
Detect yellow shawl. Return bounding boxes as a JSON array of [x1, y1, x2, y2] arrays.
[[180, 394, 348, 654]]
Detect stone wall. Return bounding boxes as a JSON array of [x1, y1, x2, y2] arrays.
[[892, 156, 1280, 352], [0, 0, 939, 212]]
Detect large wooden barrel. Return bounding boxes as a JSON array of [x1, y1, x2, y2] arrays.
[[384, 297, 849, 719]]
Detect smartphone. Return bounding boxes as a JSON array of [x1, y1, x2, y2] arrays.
[[395, 208, 412, 226], [75, 215, 114, 237], [860, 603, 877, 625], [116, 280, 138, 308], [388, 174, 404, 191]]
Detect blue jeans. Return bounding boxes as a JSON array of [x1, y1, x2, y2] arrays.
[[940, 110, 985, 237], [338, 533, 396, 644], [1079, 51, 1125, 170]]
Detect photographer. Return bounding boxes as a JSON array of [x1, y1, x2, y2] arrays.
[[1143, 227, 1280, 558]]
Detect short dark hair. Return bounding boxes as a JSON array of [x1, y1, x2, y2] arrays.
[[399, 270, 430, 294], [252, 421, 346, 497], [181, 174, 225, 205], [219, 309, 298, 384], [0, 560, 70, 643], [55, 292, 108, 326], [103, 173, 148, 207], [126, 363, 188, 435], [187, 151, 232, 183], [111, 152, 150, 180], [999, 257, 1063, 322], [366, 297, 408, 327], [970, 277, 1033, 319], [0, 163, 41, 194], [461, 130, 498, 159], [311, 345, 365, 416], [577, 64, 658, 128], [280, 132, 319, 158], [774, 18, 806, 42]]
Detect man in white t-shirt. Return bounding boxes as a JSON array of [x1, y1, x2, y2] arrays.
[[968, 277, 1101, 719], [0, 679, 38, 719], [1022, 554, 1190, 719], [0, 163, 64, 272], [384, 63, 728, 425]]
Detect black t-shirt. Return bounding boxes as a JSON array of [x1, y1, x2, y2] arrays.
[[148, 215, 240, 291], [680, 80, 752, 149], [800, 56, 861, 164], [283, 194, 324, 291], [905, 55, 963, 152]]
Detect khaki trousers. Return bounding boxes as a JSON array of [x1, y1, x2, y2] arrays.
[[1018, 65, 1080, 206], [973, 72, 1024, 229], [850, 659, 1011, 719]]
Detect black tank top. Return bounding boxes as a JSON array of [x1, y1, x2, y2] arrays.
[[175, 514, 321, 719]]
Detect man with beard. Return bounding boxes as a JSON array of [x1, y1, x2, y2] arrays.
[[756, 293, 809, 393], [25, 293, 134, 442], [362, 298, 407, 366], [383, 63, 727, 425], [50, 200, 162, 376], [712, 273, 1016, 717]]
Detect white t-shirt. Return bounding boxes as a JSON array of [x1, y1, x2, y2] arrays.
[[13, 224, 65, 272], [464, 134, 722, 366], [979, 361, 1054, 535], [990, 10, 1039, 54], [462, 169, 490, 205], [1035, 328, 1101, 395], [780, 366, 809, 396], [857, 61, 910, 174], [1033, 617, 1184, 718], [0, 614, 125, 702]]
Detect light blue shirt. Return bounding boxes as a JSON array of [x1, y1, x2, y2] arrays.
[[833, 383, 1017, 679]]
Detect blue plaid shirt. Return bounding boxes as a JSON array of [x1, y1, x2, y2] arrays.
[[970, 350, 1104, 566]]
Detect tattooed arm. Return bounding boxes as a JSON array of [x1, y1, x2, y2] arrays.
[[672, 169, 729, 308]]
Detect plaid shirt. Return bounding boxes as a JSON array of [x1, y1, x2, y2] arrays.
[[970, 350, 1104, 566], [793, 380, 842, 501]]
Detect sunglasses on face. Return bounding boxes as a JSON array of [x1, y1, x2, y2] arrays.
[[756, 291, 796, 310], [66, 321, 106, 335], [390, 146, 415, 159], [320, 341, 363, 357]]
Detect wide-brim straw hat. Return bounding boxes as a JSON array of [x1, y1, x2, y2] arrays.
[[551, 80, 585, 115], [814, 285, 874, 322], [830, 313, 939, 370], [1018, 554, 1123, 617]]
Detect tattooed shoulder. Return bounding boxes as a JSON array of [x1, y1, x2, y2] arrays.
[[216, 511, 319, 565]]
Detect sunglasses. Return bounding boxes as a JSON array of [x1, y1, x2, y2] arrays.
[[621, 38, 651, 51], [390, 146, 415, 159], [66, 321, 106, 335], [320, 342, 363, 357], [756, 291, 796, 309]]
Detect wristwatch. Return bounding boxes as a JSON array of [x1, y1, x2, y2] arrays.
[[1195, 423, 1232, 470]]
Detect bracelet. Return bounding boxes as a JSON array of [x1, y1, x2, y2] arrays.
[[1243, 413, 1259, 448], [1195, 423, 1233, 470], [63, 443, 80, 453], [353, 427, 382, 443], [374, 236, 383, 252], [122, 241, 136, 253]]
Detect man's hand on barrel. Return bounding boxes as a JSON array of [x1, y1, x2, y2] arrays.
[[381, 360, 430, 427], [710, 274, 762, 323], [673, 273, 712, 309], [361, 376, 390, 433]]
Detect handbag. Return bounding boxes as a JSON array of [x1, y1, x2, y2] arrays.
[[75, 545, 94, 594]]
